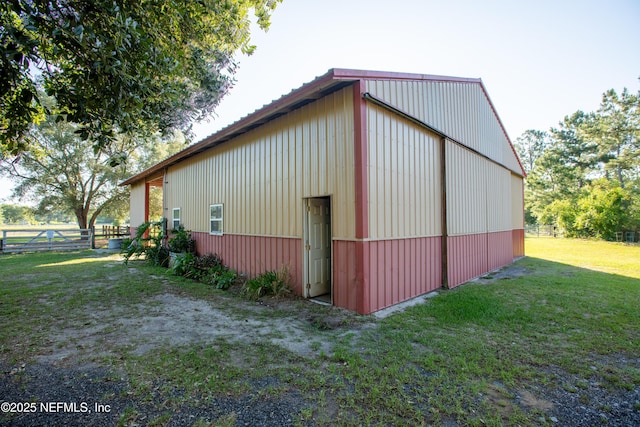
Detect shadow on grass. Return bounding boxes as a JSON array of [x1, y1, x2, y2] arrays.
[[388, 256, 640, 361]]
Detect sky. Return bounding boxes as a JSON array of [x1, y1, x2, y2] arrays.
[[2, 0, 639, 203], [193, 0, 640, 141]]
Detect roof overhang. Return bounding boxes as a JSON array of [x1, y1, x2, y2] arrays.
[[121, 68, 525, 186], [120, 69, 358, 186]]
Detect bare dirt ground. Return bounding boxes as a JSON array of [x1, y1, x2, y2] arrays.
[[1, 256, 372, 426], [2, 257, 638, 426], [33, 258, 372, 367], [39, 291, 351, 365]]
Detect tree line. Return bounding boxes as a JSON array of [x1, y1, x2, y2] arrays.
[[0, 203, 113, 225], [0, 113, 185, 229], [515, 86, 640, 240]]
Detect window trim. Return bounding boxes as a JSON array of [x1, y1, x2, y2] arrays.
[[209, 203, 223, 236], [172, 208, 180, 230]]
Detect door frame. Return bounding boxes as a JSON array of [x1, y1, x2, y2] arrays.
[[302, 196, 333, 302]]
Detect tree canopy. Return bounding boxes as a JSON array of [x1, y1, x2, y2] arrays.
[[0, 203, 36, 224], [1, 0, 280, 155], [517, 86, 640, 240], [0, 114, 186, 230]]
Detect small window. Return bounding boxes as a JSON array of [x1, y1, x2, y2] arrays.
[[172, 208, 180, 230], [210, 204, 223, 235]]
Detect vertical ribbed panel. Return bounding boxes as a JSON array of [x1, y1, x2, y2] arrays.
[[445, 136, 520, 287], [447, 234, 488, 288], [486, 162, 512, 232], [363, 77, 525, 302], [512, 229, 525, 257], [486, 231, 514, 271], [511, 174, 524, 229], [448, 231, 519, 288], [446, 142, 487, 236], [365, 79, 522, 175], [366, 237, 442, 313], [129, 183, 146, 227], [164, 87, 355, 239], [193, 232, 303, 295], [446, 142, 514, 235], [333, 240, 359, 312], [366, 104, 442, 239]]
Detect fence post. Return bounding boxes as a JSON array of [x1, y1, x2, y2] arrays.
[[91, 226, 96, 249]]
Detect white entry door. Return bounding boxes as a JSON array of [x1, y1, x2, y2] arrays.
[[305, 198, 331, 298]]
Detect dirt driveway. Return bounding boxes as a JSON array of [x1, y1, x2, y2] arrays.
[[0, 253, 373, 426]]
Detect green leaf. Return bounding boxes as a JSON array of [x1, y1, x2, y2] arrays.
[[73, 25, 84, 40]]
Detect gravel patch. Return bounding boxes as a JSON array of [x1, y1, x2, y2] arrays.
[[543, 364, 640, 426], [1, 362, 308, 426]]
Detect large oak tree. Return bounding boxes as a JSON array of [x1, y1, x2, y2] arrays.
[[1, 0, 280, 155], [0, 114, 186, 230]]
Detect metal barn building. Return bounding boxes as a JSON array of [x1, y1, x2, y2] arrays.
[[121, 69, 526, 314]]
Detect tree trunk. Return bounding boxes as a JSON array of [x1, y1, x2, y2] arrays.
[[616, 145, 625, 189], [617, 167, 625, 189], [75, 207, 90, 240]]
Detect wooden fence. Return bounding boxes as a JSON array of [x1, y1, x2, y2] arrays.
[[0, 229, 93, 253], [100, 225, 131, 240], [0, 226, 132, 253]]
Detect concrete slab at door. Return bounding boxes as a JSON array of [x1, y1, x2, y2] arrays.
[[306, 198, 331, 298]]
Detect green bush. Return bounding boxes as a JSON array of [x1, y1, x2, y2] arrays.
[[146, 245, 170, 268], [122, 219, 168, 266], [172, 252, 197, 277], [172, 252, 239, 289], [168, 225, 196, 253], [242, 266, 292, 300], [192, 253, 223, 271], [536, 179, 639, 240], [203, 264, 239, 290]]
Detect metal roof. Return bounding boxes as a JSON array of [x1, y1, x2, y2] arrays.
[[120, 68, 522, 186]]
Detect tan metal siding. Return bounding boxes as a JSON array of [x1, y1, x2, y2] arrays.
[[164, 87, 355, 239], [366, 79, 521, 175], [129, 182, 146, 226], [446, 141, 487, 236], [446, 141, 519, 236], [511, 174, 525, 229], [367, 103, 442, 239], [486, 162, 512, 232]]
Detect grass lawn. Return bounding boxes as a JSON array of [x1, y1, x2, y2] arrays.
[[0, 238, 638, 426]]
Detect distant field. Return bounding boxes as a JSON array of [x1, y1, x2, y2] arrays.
[[0, 223, 80, 231], [525, 236, 639, 278], [1, 223, 130, 230]]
